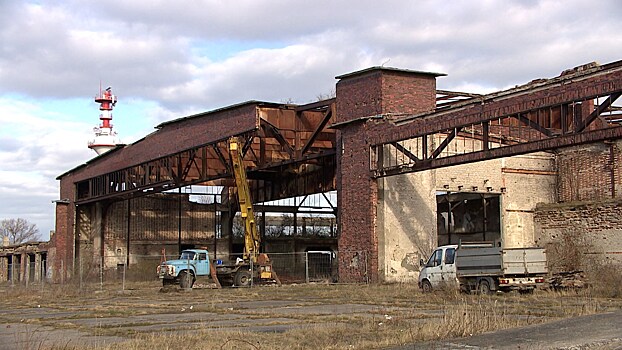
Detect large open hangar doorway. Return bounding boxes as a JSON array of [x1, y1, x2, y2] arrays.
[[436, 192, 501, 246], [58, 99, 338, 283], [75, 184, 337, 283]]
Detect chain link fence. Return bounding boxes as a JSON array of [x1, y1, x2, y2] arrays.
[[63, 250, 368, 290]]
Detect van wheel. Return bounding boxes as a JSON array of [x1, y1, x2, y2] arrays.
[[478, 280, 492, 295], [459, 284, 471, 294], [421, 280, 433, 293]]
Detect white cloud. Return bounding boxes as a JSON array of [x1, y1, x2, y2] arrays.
[[0, 0, 621, 241]]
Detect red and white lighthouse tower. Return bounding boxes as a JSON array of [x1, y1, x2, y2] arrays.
[[88, 86, 121, 155]]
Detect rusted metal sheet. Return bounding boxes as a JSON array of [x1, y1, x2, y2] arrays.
[[72, 101, 337, 204]]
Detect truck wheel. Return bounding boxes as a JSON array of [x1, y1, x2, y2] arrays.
[[234, 270, 251, 287], [179, 271, 194, 289], [421, 280, 433, 293], [478, 280, 492, 295]]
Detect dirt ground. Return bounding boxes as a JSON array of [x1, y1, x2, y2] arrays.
[[0, 282, 621, 349]]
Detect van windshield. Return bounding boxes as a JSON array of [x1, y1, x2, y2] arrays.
[[426, 249, 442, 267]]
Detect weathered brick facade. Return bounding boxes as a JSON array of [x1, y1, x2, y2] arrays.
[[335, 68, 440, 282], [535, 199, 622, 270], [557, 140, 622, 202]]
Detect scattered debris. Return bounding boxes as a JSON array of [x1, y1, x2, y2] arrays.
[[548, 270, 586, 290]]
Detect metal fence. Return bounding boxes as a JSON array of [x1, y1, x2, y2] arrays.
[[61, 250, 368, 290]]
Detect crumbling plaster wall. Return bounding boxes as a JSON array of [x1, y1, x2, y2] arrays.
[[378, 170, 436, 282], [378, 152, 557, 282]]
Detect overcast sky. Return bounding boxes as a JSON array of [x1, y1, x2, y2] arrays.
[[1, 0, 621, 240]]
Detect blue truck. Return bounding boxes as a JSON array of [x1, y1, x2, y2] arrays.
[[157, 249, 213, 288], [157, 248, 270, 288]]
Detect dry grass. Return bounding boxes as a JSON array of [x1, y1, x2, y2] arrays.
[[1, 281, 621, 350]]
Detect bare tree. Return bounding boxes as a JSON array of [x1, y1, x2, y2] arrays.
[[316, 89, 336, 101], [1, 218, 41, 245]]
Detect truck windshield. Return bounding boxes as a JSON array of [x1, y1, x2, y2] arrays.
[[180, 251, 196, 260]]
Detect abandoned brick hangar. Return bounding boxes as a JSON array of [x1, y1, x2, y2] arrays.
[[50, 59, 622, 284]]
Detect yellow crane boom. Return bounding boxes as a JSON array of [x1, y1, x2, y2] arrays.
[[228, 137, 261, 262]]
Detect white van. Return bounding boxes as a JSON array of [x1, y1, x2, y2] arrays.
[[418, 245, 458, 292]]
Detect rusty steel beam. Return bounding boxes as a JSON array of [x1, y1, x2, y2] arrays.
[[300, 103, 334, 155], [371, 61, 622, 177], [180, 150, 198, 180], [512, 113, 553, 137], [211, 143, 230, 173], [373, 126, 622, 178], [577, 92, 622, 132], [431, 127, 462, 159], [260, 121, 295, 157], [391, 141, 420, 162], [375, 61, 622, 145], [295, 98, 336, 112]]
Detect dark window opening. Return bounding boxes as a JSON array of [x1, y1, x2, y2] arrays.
[[437, 192, 501, 246]]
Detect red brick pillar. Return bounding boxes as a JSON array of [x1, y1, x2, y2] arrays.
[[53, 176, 76, 283], [334, 67, 441, 283]]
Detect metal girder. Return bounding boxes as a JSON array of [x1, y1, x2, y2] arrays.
[[179, 150, 198, 181], [577, 92, 622, 132], [512, 113, 553, 137], [431, 127, 462, 159], [260, 120, 295, 157], [390, 141, 420, 162], [300, 103, 334, 155], [371, 61, 622, 178], [212, 143, 231, 174]]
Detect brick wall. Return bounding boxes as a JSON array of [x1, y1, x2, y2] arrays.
[[336, 123, 379, 282], [335, 72, 383, 123], [557, 140, 622, 202], [534, 199, 622, 270], [381, 73, 437, 115]]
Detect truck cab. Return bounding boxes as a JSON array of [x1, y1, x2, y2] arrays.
[[418, 245, 458, 292], [157, 249, 210, 288]]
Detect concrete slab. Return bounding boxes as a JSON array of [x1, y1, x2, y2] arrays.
[[0, 323, 125, 349], [387, 309, 622, 350]]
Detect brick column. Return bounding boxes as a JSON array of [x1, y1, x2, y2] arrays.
[[334, 67, 441, 282], [53, 198, 71, 283]]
